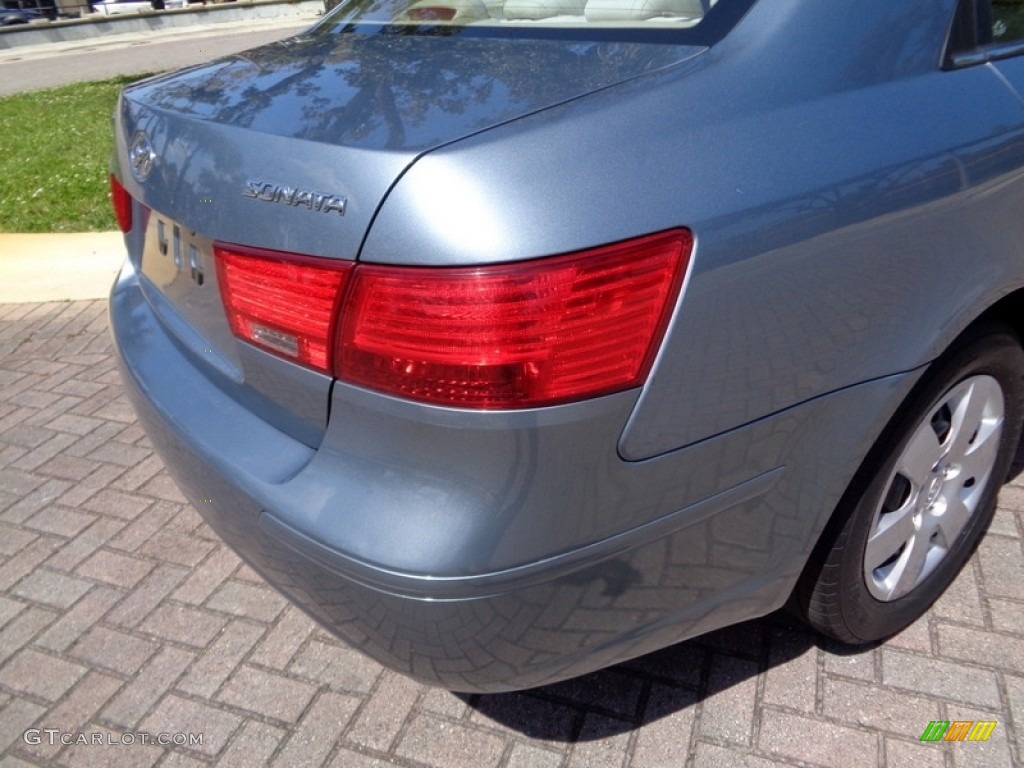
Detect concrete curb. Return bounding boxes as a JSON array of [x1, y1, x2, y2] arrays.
[[0, 232, 124, 304], [0, 0, 323, 50]]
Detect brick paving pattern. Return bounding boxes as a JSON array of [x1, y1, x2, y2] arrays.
[[1, 299, 1022, 767]]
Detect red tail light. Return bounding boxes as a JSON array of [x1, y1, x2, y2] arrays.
[[215, 229, 691, 407], [215, 244, 352, 374], [338, 230, 691, 407], [110, 174, 133, 233]]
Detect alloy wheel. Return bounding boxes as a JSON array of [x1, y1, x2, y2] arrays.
[[863, 375, 1004, 602]]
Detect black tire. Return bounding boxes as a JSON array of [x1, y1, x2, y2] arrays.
[[795, 323, 1024, 644]]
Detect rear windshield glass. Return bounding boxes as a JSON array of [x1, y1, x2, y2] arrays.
[[325, 0, 718, 29]]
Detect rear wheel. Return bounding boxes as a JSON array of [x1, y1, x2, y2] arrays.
[[796, 324, 1024, 644]]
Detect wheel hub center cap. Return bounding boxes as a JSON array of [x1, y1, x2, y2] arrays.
[[924, 472, 944, 507]]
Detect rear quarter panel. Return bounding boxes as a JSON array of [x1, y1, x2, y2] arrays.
[[362, 0, 1024, 458]]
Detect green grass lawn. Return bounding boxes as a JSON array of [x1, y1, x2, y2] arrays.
[[0, 74, 154, 233]]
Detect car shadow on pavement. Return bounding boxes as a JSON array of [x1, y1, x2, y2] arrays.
[[456, 608, 830, 742]]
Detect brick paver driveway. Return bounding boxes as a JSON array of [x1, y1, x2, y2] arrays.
[[1, 299, 1023, 767]]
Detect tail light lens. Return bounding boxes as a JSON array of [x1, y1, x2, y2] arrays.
[[110, 174, 133, 233], [338, 230, 690, 407], [216, 229, 691, 408], [215, 244, 352, 374]]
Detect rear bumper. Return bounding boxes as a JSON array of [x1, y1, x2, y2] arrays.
[[110, 257, 919, 691]]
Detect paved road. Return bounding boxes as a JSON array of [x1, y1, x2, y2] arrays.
[[0, 17, 315, 96], [1, 298, 1023, 767]]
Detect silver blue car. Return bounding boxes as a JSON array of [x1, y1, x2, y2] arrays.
[[109, 0, 1024, 692]]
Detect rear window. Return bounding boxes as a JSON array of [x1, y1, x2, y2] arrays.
[[325, 0, 718, 29]]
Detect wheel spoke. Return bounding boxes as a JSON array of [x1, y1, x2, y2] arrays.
[[895, 422, 942, 483], [937, 494, 972, 547], [946, 378, 1001, 463], [889, 531, 931, 599], [865, 498, 915, 571], [957, 422, 1002, 494]]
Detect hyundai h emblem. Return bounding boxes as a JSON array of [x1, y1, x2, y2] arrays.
[[129, 131, 156, 183]]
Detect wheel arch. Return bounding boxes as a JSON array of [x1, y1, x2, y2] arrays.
[[790, 305, 1024, 631], [975, 287, 1024, 348]]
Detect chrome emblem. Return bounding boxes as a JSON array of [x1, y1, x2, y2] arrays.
[[157, 220, 204, 286], [129, 131, 156, 183], [242, 179, 347, 216]]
